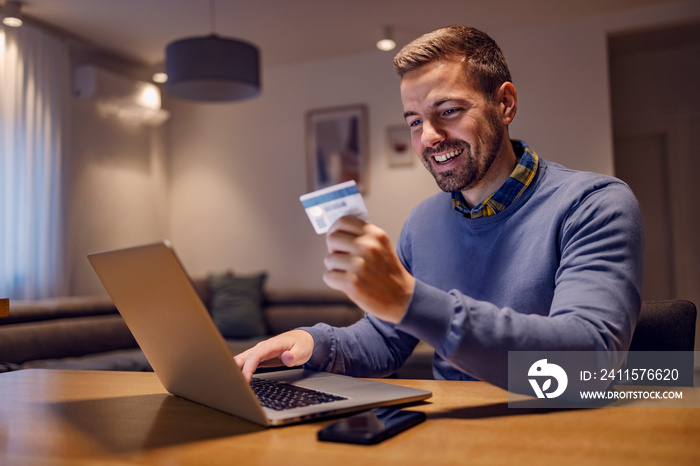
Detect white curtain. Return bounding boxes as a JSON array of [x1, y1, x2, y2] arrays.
[[0, 25, 69, 299]]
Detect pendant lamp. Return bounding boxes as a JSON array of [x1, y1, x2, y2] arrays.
[[2, 1, 23, 27], [165, 35, 260, 101], [164, 1, 261, 102]]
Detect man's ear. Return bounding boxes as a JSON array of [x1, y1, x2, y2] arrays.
[[498, 82, 517, 125]]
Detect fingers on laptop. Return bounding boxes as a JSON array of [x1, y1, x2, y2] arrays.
[[234, 330, 315, 383]]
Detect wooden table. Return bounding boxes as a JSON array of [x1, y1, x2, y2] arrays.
[[0, 369, 698, 465]]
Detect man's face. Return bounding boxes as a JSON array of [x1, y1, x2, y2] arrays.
[[400, 58, 505, 193]]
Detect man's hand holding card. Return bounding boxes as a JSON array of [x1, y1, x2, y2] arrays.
[[300, 181, 414, 324]]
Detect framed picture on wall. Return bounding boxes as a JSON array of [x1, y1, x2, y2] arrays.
[[386, 124, 414, 167], [305, 104, 368, 193]]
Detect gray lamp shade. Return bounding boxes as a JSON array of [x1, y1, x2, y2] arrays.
[[165, 35, 261, 102]]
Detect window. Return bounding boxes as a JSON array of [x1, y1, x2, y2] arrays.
[[0, 25, 69, 299]]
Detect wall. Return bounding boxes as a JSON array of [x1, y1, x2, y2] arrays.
[[66, 52, 171, 295], [166, 52, 438, 291], [164, 2, 700, 292]]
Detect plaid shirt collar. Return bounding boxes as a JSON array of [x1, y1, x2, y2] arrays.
[[451, 140, 539, 219]]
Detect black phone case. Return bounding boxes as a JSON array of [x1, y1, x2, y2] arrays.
[[317, 408, 426, 445]]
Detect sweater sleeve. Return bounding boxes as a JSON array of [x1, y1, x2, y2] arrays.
[[300, 314, 420, 378], [397, 182, 644, 390]]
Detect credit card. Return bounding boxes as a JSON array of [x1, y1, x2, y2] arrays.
[[299, 180, 369, 234]]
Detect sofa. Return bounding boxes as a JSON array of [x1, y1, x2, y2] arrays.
[[0, 275, 435, 379]]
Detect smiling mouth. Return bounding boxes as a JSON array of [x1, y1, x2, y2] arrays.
[[434, 148, 464, 164]]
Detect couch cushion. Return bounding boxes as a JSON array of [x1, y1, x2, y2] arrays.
[[190, 277, 212, 310], [264, 289, 355, 306], [224, 337, 268, 356], [209, 272, 268, 339], [18, 348, 152, 372], [0, 315, 137, 364], [264, 304, 363, 335], [1, 296, 117, 325]]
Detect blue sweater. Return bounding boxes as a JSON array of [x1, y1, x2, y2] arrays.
[[303, 158, 644, 389]]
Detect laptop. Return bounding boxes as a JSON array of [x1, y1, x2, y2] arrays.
[[87, 241, 431, 427]]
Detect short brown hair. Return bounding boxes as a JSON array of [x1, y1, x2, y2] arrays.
[[393, 25, 512, 100]]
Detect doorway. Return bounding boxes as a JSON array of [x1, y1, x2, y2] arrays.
[[608, 21, 700, 348]]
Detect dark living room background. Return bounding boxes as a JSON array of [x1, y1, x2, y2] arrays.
[[1, 0, 699, 350]]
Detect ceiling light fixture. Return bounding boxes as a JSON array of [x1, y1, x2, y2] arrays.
[[376, 26, 396, 52], [2, 1, 23, 28], [152, 63, 168, 84], [152, 71, 168, 84], [165, 0, 261, 102]]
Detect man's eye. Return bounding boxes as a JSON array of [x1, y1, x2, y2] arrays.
[[443, 108, 460, 116], [408, 119, 422, 127]]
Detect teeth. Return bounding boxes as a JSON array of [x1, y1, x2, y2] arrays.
[[434, 149, 463, 163]]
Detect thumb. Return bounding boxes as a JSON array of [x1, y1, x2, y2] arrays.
[[278, 329, 315, 367], [280, 350, 299, 367]]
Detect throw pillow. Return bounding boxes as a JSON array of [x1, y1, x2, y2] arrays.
[[208, 271, 268, 339]]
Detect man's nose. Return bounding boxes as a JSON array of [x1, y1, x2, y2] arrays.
[[421, 120, 445, 148]]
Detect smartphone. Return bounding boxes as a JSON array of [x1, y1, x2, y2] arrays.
[[317, 408, 426, 445]]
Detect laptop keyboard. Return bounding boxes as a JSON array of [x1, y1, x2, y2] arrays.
[[251, 377, 347, 411]]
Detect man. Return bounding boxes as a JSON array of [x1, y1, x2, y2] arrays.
[[235, 26, 644, 389]]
